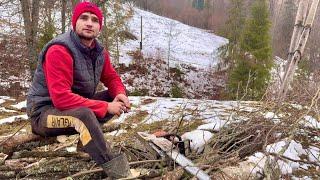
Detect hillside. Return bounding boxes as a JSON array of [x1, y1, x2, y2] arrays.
[[116, 7, 228, 99], [120, 8, 228, 69]]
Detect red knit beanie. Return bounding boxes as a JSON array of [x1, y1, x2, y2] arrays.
[[72, 2, 103, 30]]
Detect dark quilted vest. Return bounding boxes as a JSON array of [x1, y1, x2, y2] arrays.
[[27, 30, 105, 118]]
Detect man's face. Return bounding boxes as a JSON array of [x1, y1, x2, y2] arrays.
[[75, 12, 100, 40]]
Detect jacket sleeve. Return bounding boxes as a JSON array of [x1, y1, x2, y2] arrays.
[[43, 45, 108, 118], [100, 50, 126, 98]]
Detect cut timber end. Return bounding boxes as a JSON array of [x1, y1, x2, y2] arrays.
[[0, 134, 57, 155]]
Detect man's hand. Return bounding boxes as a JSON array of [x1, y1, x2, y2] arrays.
[[113, 94, 130, 112], [107, 101, 127, 116]]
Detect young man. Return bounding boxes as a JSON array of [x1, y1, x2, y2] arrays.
[[27, 2, 131, 178]]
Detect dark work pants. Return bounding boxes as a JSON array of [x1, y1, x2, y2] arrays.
[[31, 91, 114, 165]]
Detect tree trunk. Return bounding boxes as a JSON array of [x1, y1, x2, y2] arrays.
[[20, 0, 40, 76], [0, 134, 57, 155], [61, 0, 67, 33], [11, 150, 90, 159], [1, 157, 99, 179], [0, 122, 119, 155]]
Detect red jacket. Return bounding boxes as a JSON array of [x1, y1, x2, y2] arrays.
[[43, 45, 125, 118]]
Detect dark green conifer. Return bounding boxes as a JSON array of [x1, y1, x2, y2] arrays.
[[228, 0, 273, 100]]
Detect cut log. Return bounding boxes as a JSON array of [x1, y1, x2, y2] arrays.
[[102, 122, 121, 133], [10, 150, 90, 159], [0, 123, 121, 155], [3, 157, 100, 179], [0, 134, 57, 155]]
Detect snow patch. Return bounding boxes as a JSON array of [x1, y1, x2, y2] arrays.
[[197, 120, 226, 131], [0, 107, 16, 113], [66, 147, 77, 153], [303, 116, 320, 129], [0, 114, 28, 124], [0, 96, 14, 101], [264, 112, 281, 123], [291, 104, 304, 110], [181, 130, 213, 153], [248, 140, 320, 175], [106, 129, 127, 137], [11, 100, 26, 109]]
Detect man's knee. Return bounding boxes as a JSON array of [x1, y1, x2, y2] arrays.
[[73, 107, 96, 122], [72, 108, 104, 134]]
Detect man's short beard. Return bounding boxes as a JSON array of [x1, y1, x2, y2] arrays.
[[78, 34, 95, 41]]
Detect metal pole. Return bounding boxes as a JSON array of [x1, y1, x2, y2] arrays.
[[140, 16, 143, 50]]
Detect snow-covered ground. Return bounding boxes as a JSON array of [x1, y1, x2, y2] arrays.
[[248, 139, 320, 179], [120, 8, 228, 69], [116, 7, 228, 98], [0, 95, 318, 178], [114, 96, 258, 125], [0, 114, 28, 125], [11, 100, 26, 109]]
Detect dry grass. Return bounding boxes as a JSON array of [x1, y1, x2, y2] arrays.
[[0, 92, 319, 179], [194, 99, 320, 178]]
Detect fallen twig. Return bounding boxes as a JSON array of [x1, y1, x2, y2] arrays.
[[269, 152, 320, 167], [53, 137, 79, 151], [59, 159, 162, 180], [0, 121, 28, 147]]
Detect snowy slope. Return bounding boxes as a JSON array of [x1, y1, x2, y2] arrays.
[[120, 8, 228, 69], [1, 5, 228, 70]]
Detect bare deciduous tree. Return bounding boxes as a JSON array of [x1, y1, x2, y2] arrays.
[[61, 0, 67, 33], [20, 0, 40, 74]]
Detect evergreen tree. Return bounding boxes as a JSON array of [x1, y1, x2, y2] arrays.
[[221, 0, 245, 70], [100, 0, 133, 65], [37, 1, 56, 55], [225, 0, 245, 56], [228, 0, 273, 100], [37, 22, 56, 52]]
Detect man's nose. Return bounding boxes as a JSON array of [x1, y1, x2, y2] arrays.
[[85, 19, 93, 27]]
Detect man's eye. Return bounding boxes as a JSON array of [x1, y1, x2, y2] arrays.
[[80, 16, 88, 20], [92, 18, 99, 23]]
